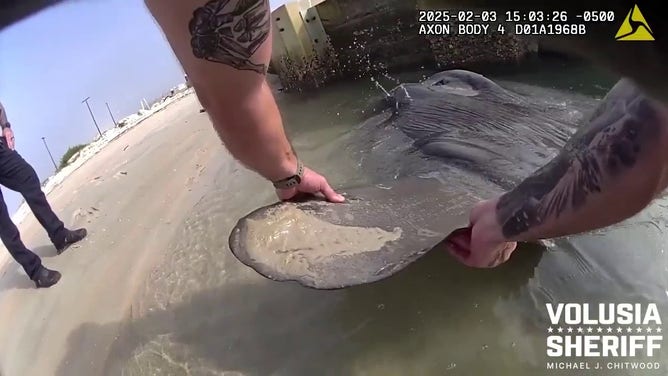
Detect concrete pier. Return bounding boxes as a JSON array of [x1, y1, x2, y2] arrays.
[[270, 0, 535, 91], [270, 0, 343, 91]]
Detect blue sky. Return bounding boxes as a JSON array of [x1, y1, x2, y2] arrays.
[[0, 0, 289, 215]]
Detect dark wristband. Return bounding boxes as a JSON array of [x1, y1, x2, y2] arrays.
[[272, 159, 304, 189]]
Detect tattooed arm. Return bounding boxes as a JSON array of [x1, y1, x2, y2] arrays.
[[447, 79, 668, 268], [145, 0, 343, 201], [145, 0, 295, 181], [497, 79, 668, 242]]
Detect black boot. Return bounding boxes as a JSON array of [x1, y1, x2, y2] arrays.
[[32, 265, 61, 288], [55, 228, 88, 255]]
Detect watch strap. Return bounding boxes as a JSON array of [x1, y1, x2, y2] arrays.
[[272, 159, 304, 189]]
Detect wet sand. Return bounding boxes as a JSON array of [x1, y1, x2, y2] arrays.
[[0, 93, 258, 375]]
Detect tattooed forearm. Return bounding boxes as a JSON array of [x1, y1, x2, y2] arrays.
[[496, 78, 666, 239], [189, 0, 270, 74]]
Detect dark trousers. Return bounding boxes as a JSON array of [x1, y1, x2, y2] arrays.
[[0, 140, 65, 279]]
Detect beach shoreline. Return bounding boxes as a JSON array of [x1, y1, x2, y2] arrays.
[[0, 89, 237, 375], [11, 88, 196, 226], [0, 88, 197, 274]]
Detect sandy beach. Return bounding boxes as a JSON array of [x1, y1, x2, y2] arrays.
[[0, 92, 271, 375], [0, 74, 382, 375]]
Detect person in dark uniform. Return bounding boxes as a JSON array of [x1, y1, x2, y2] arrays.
[[0, 101, 87, 288]]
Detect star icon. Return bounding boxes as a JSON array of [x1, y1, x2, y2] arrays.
[[647, 327, 653, 333], [597, 327, 603, 333], [637, 327, 643, 333], [617, 328, 623, 333], [548, 327, 553, 333], [627, 327, 633, 333], [568, 327, 573, 333], [577, 327, 584, 333], [558, 327, 563, 333], [587, 327, 593, 333], [607, 327, 613, 333], [657, 327, 663, 333]]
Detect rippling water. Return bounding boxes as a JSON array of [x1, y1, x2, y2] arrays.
[[108, 57, 668, 375]]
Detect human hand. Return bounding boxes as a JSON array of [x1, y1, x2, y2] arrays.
[[444, 197, 518, 268], [3, 128, 14, 150], [276, 167, 345, 203]]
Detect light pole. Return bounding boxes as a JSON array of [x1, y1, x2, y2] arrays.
[[81, 97, 102, 137], [41, 137, 58, 170], [105, 102, 117, 127]]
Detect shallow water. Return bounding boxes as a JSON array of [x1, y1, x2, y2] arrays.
[[103, 59, 668, 375]]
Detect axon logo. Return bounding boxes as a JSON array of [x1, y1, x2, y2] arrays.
[[545, 303, 663, 358]]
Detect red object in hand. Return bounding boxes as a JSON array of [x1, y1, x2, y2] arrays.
[[444, 226, 473, 259]]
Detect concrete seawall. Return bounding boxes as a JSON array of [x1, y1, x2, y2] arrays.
[[270, 0, 537, 91]]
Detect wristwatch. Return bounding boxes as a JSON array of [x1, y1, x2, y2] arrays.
[[272, 159, 304, 189]]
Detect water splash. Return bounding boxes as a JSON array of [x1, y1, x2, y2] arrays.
[[382, 72, 401, 84], [370, 76, 391, 98]]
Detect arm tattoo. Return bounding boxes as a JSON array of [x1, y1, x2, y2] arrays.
[[496, 78, 664, 238], [189, 0, 270, 74]]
